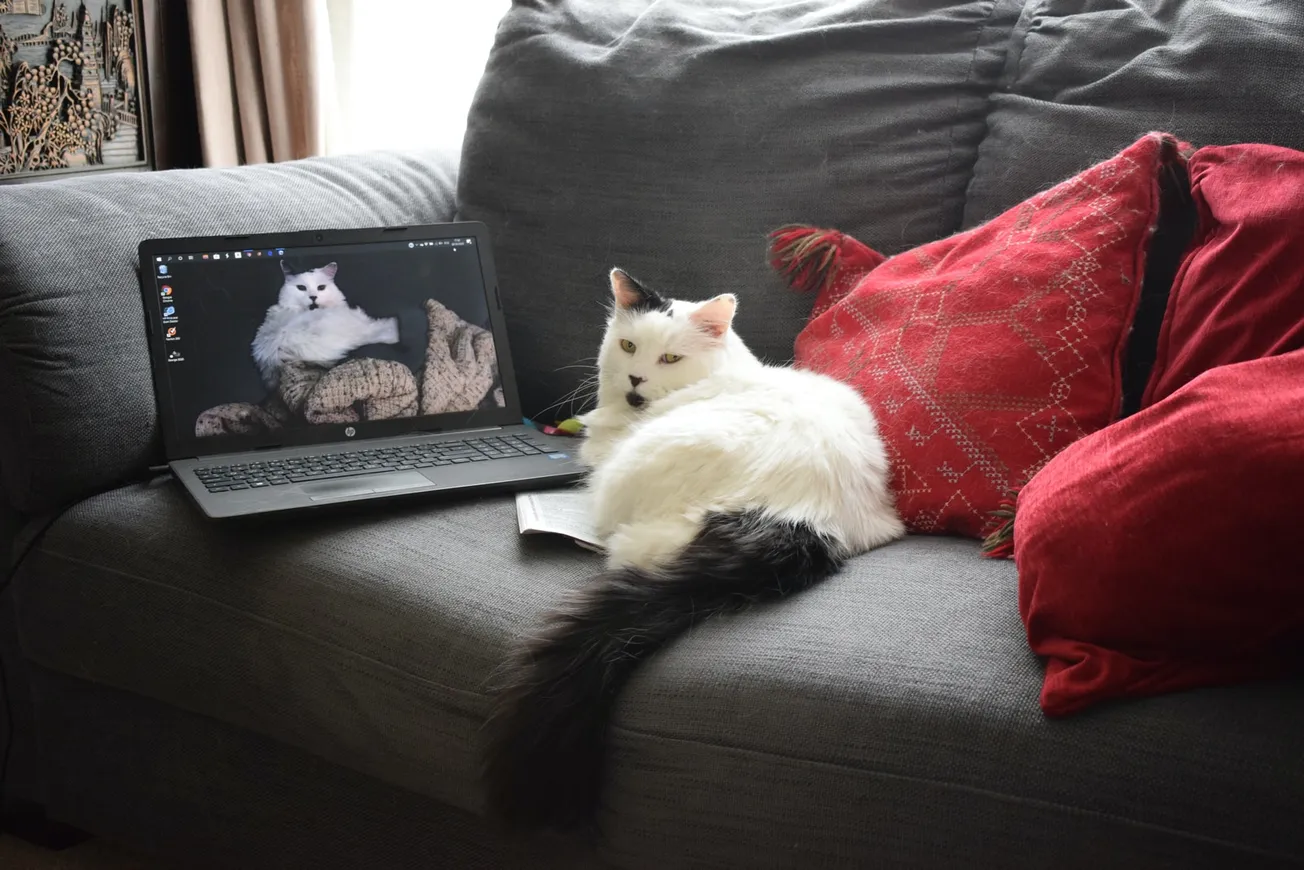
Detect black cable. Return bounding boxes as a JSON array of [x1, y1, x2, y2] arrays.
[[0, 507, 68, 833]]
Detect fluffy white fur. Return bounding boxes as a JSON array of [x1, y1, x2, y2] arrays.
[[251, 261, 399, 388], [579, 269, 904, 570]]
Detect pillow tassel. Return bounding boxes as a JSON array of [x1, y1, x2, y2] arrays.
[[981, 491, 1019, 560], [767, 225, 879, 296]]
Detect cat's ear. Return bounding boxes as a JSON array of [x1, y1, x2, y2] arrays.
[[689, 294, 737, 340], [321, 262, 339, 280], [279, 260, 292, 277], [609, 268, 664, 312]]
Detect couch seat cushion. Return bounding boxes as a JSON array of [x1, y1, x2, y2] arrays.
[[15, 482, 589, 812], [16, 487, 1304, 867]]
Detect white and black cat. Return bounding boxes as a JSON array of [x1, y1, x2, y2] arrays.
[[251, 261, 399, 388], [483, 269, 904, 830]]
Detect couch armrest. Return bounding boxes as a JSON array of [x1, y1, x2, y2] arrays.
[[0, 148, 460, 515]]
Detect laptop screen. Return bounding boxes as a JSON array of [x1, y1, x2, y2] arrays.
[[144, 232, 515, 457]]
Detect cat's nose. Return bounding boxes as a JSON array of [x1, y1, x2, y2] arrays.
[[309, 296, 317, 302], [629, 375, 645, 387]]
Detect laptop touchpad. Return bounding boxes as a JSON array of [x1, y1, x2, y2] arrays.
[[304, 471, 433, 501]]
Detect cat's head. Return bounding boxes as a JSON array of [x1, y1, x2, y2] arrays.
[[596, 268, 739, 411], [278, 261, 345, 311]]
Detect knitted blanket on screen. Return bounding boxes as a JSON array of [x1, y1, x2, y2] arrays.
[[194, 299, 503, 437]]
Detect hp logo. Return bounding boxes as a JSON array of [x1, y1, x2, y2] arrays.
[[344, 426, 356, 438]]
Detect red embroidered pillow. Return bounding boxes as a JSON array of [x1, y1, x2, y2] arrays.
[[1143, 144, 1304, 407], [771, 134, 1183, 538], [1015, 350, 1304, 716]]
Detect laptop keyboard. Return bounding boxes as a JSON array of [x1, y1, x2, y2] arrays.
[[193, 434, 551, 493]]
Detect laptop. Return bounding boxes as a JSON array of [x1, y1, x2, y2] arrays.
[[138, 222, 582, 519]]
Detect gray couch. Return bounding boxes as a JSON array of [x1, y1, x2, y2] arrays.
[[4, 2, 1304, 867]]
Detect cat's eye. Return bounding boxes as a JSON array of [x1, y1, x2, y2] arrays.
[[317, 284, 326, 291], [660, 353, 683, 364], [297, 284, 308, 291], [619, 339, 636, 353]]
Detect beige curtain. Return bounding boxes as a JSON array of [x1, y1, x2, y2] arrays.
[[187, 0, 324, 166]]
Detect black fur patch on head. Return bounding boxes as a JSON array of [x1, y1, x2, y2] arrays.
[[611, 268, 673, 314]]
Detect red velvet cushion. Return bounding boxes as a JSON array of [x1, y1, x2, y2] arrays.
[[1016, 351, 1304, 717], [1143, 144, 1304, 407], [786, 134, 1180, 538]]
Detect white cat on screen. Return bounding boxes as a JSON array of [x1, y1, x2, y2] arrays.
[[251, 261, 399, 388]]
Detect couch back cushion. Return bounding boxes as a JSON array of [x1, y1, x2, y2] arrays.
[[458, 0, 1019, 416], [0, 150, 458, 515], [963, 1, 1304, 229]]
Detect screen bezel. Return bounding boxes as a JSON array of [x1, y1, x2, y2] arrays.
[[138, 222, 524, 461]]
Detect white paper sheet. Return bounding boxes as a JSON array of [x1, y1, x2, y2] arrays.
[[516, 490, 604, 553]]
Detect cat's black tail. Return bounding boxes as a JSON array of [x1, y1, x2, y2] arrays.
[[482, 509, 844, 831]]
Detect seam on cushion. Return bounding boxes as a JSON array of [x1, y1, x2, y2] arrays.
[[25, 549, 487, 706], [609, 724, 1300, 863], [0, 330, 36, 513], [948, 0, 1027, 233], [1007, 0, 1036, 96], [939, 1, 1005, 237]]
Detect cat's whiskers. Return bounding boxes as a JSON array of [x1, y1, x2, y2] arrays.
[[536, 372, 600, 419], [553, 357, 599, 374]]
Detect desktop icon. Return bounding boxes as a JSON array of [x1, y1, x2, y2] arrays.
[[166, 327, 178, 338], [160, 285, 172, 296], [158, 265, 168, 275], [163, 305, 176, 318]]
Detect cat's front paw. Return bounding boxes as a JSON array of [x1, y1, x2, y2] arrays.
[[377, 317, 400, 345]]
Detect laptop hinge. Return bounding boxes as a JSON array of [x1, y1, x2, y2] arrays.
[[188, 443, 284, 463]]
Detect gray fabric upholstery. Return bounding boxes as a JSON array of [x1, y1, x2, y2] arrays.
[[0, 148, 459, 515], [603, 538, 1304, 868], [459, 0, 1020, 417], [17, 486, 1304, 867], [15, 482, 592, 813], [963, 1, 1304, 228], [30, 666, 608, 870]]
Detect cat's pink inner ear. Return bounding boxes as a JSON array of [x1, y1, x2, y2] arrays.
[[610, 269, 642, 309], [690, 294, 737, 339], [322, 262, 339, 279]]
